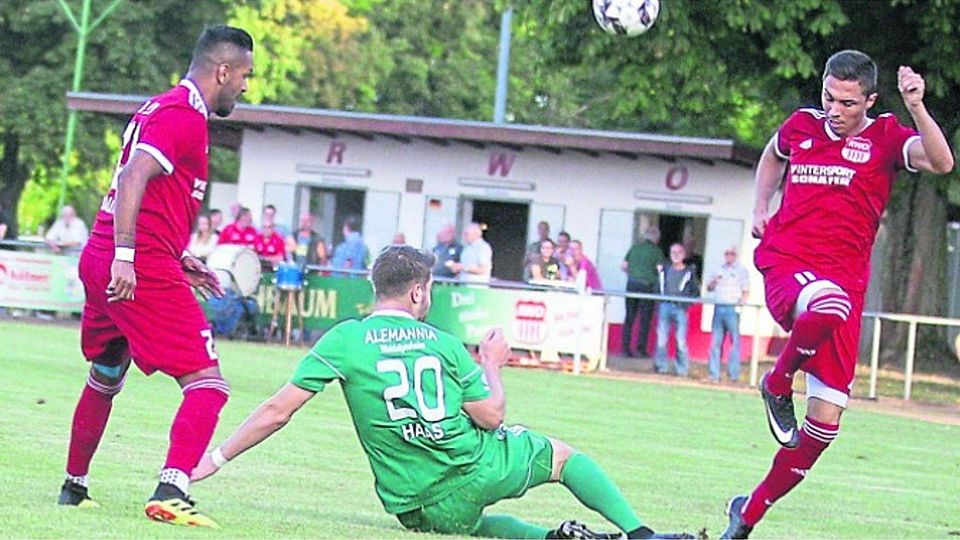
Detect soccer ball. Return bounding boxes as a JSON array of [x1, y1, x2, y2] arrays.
[[592, 0, 660, 36]]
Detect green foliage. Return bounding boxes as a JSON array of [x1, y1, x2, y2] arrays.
[[0, 0, 226, 229]]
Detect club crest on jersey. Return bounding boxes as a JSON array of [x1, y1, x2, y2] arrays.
[[841, 137, 872, 164]]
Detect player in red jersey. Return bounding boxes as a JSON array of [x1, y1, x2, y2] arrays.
[[720, 51, 954, 539], [57, 26, 254, 528]]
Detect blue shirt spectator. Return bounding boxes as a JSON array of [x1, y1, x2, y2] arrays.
[[331, 216, 369, 273]]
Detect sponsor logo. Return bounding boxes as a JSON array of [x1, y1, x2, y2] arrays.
[[841, 137, 872, 163], [789, 163, 856, 187], [766, 406, 796, 445], [796, 347, 817, 356], [790, 467, 809, 477], [512, 300, 547, 344]]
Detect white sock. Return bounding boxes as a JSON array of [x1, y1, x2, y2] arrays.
[[158, 468, 190, 495], [65, 473, 88, 488]]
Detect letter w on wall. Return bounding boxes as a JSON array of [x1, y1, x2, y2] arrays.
[[487, 153, 516, 177]]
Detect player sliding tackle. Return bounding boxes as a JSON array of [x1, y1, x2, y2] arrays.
[[194, 246, 692, 539], [720, 51, 953, 539]]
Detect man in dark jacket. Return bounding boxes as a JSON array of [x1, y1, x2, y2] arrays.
[[654, 243, 700, 376]]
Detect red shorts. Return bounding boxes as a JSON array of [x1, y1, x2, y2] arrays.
[[79, 248, 219, 378], [761, 265, 864, 399]]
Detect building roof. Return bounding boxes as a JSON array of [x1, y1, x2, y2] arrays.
[[67, 92, 759, 166]]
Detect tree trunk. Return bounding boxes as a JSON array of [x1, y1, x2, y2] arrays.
[[0, 131, 31, 239], [878, 178, 949, 367]]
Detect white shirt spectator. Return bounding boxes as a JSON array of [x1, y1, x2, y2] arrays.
[[708, 260, 749, 304], [45, 206, 89, 253], [459, 239, 492, 283]]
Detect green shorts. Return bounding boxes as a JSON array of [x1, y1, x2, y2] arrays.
[[396, 425, 554, 535]]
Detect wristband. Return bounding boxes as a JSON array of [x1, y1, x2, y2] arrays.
[[114, 247, 135, 263], [211, 447, 229, 468]]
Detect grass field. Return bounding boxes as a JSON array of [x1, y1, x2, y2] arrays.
[[1, 321, 958, 539]]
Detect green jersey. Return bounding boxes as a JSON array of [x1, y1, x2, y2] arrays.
[[290, 310, 492, 514]]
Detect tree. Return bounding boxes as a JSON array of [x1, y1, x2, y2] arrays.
[[511, 0, 960, 367], [0, 0, 226, 236]]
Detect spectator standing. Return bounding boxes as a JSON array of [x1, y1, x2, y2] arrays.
[[654, 243, 700, 376], [187, 214, 219, 261], [706, 245, 750, 383], [621, 227, 663, 358], [523, 221, 552, 279], [290, 213, 323, 267], [208, 208, 223, 234], [254, 220, 286, 266], [219, 207, 257, 246], [45, 205, 89, 254], [392, 232, 406, 245], [331, 215, 369, 272], [431, 223, 462, 279], [450, 222, 492, 284], [555, 231, 572, 280], [261, 204, 289, 237], [566, 240, 602, 290], [529, 239, 563, 281]]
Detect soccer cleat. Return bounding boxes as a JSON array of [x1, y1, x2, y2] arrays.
[[719, 495, 753, 540], [57, 480, 100, 508], [760, 372, 800, 448], [548, 520, 624, 539], [144, 483, 220, 528]]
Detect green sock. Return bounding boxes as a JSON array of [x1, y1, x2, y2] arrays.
[[475, 514, 550, 539], [559, 452, 643, 532]]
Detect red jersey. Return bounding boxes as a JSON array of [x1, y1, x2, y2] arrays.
[[254, 231, 286, 259], [755, 108, 919, 292], [88, 80, 210, 269], [219, 223, 258, 246]]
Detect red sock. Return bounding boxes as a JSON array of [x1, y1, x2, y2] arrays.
[[66, 375, 124, 477], [766, 293, 850, 395], [741, 416, 839, 526], [163, 378, 229, 476]]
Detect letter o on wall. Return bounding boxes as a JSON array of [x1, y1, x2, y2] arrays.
[[665, 166, 689, 191]]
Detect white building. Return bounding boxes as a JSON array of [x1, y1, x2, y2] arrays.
[[69, 93, 777, 350]]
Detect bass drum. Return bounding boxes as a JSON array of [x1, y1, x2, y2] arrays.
[[205, 245, 262, 297]]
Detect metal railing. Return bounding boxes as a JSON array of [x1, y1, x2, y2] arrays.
[[863, 311, 960, 401]]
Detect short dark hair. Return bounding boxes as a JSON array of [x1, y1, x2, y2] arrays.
[[209, 208, 222, 216], [343, 215, 361, 233], [558, 231, 571, 241], [371, 246, 435, 299], [192, 25, 253, 64], [824, 50, 877, 95], [237, 207, 251, 219], [540, 239, 555, 248], [264, 204, 276, 212]]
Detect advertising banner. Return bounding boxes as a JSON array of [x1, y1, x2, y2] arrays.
[[426, 286, 606, 360], [252, 275, 605, 362], [0, 250, 84, 312]]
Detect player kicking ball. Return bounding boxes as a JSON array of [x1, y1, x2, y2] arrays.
[[57, 26, 254, 527], [720, 50, 953, 539], [193, 246, 692, 539]]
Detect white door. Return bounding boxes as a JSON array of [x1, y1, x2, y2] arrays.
[[527, 203, 566, 245], [262, 182, 296, 232], [597, 209, 635, 322], [363, 191, 401, 257], [422, 196, 458, 250]]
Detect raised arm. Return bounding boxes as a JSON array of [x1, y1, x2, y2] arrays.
[[192, 383, 316, 481], [752, 138, 787, 239], [899, 66, 954, 175], [462, 328, 510, 430]]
